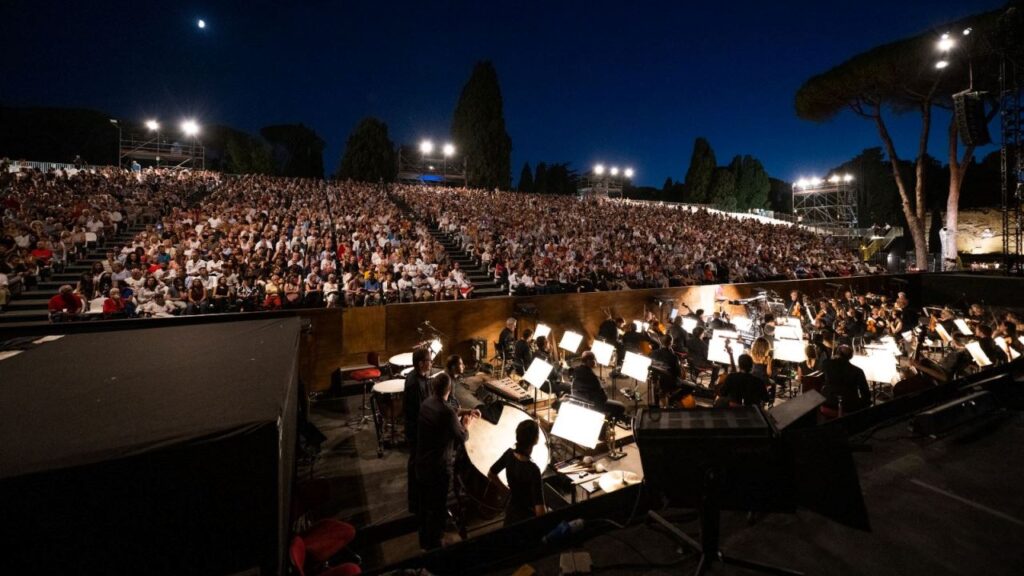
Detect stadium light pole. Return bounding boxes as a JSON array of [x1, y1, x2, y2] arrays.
[[146, 120, 160, 167], [442, 143, 455, 184], [109, 119, 121, 169], [181, 120, 200, 169]]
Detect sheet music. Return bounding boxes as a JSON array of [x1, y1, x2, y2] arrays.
[[964, 341, 992, 367]]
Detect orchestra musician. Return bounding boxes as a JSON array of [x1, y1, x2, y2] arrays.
[[974, 323, 1008, 365], [821, 345, 871, 416], [788, 290, 802, 319], [487, 419, 546, 526], [715, 353, 769, 407], [685, 326, 719, 384], [571, 351, 625, 418], [513, 328, 534, 375], [649, 334, 682, 404], [404, 347, 432, 513], [668, 315, 688, 353], [498, 317, 517, 361], [532, 335, 566, 394], [415, 373, 476, 550]]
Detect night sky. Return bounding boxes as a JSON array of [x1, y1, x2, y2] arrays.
[[1, 0, 1003, 186]]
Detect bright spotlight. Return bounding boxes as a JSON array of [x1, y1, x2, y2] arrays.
[[624, 167, 634, 178], [145, 120, 160, 131], [843, 174, 854, 182], [442, 143, 455, 157], [962, 28, 972, 36], [197, 19, 206, 29], [181, 119, 200, 137], [610, 166, 620, 176], [594, 164, 605, 175], [935, 60, 949, 69], [829, 175, 840, 183], [419, 140, 434, 155], [938, 36, 955, 51], [796, 178, 809, 188], [810, 177, 823, 186]]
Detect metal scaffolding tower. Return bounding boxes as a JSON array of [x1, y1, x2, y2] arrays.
[[792, 179, 858, 228], [396, 145, 466, 186], [1000, 60, 1022, 275]]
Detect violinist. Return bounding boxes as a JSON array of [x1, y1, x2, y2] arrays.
[[975, 324, 1008, 365], [997, 321, 1024, 357], [787, 290, 802, 319], [749, 336, 774, 389], [668, 316, 688, 353], [532, 336, 566, 395], [512, 328, 534, 376], [650, 335, 682, 403]]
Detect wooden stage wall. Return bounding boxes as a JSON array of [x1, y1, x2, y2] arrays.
[[301, 274, 912, 393]]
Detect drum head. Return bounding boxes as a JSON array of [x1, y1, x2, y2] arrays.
[[373, 379, 405, 394], [464, 403, 549, 487]]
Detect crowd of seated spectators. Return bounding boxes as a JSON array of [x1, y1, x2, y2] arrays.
[[1, 162, 216, 315], [3, 167, 465, 320], [392, 184, 883, 295]]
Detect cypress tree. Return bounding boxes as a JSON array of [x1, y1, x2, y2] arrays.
[[336, 117, 396, 182], [451, 61, 512, 189], [518, 162, 534, 192], [683, 137, 716, 203]]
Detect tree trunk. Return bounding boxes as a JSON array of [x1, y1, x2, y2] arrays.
[[873, 106, 928, 270], [945, 119, 971, 270]]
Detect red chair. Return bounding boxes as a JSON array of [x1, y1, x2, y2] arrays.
[[290, 519, 360, 576], [346, 353, 382, 429], [290, 535, 361, 576]]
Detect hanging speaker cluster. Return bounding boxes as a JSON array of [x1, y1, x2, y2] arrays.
[[953, 90, 991, 147]]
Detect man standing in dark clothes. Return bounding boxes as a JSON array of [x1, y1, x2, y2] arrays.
[[498, 317, 517, 359], [650, 335, 682, 400], [416, 373, 474, 550], [404, 347, 432, 512], [716, 354, 768, 407], [822, 345, 872, 413]]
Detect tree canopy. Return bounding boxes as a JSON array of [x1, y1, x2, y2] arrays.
[[683, 137, 716, 203], [260, 123, 325, 178], [518, 162, 534, 192], [336, 117, 396, 182], [451, 61, 512, 190]]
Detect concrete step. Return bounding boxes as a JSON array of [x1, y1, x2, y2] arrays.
[[3, 298, 49, 310], [0, 308, 50, 322]]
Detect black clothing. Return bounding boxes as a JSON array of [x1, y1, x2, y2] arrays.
[[415, 396, 469, 550], [718, 372, 768, 407], [534, 350, 565, 395], [415, 397, 468, 482], [498, 327, 516, 358], [489, 449, 544, 526], [822, 358, 871, 412], [571, 365, 608, 406], [597, 319, 619, 343], [622, 330, 646, 353], [513, 339, 533, 375], [403, 370, 430, 447], [668, 324, 687, 352], [977, 337, 1009, 366], [939, 348, 971, 379], [650, 347, 681, 392]]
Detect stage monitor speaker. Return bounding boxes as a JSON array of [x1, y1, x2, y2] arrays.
[[953, 91, 991, 147], [769, 390, 825, 431]]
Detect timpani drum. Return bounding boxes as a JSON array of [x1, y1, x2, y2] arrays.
[[457, 403, 550, 519], [389, 352, 414, 370], [371, 379, 405, 457]]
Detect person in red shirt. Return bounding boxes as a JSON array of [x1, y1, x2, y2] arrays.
[[47, 285, 84, 322], [102, 288, 128, 319]]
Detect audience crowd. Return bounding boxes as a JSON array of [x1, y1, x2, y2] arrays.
[[3, 164, 884, 322], [393, 184, 882, 295]]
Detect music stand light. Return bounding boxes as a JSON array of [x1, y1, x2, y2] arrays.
[[964, 341, 992, 367], [534, 323, 552, 340], [429, 338, 443, 358], [682, 317, 698, 333], [551, 401, 605, 449], [559, 330, 583, 354], [590, 340, 616, 367]]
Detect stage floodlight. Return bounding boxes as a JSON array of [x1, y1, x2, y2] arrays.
[[145, 120, 160, 131], [522, 358, 554, 390], [731, 316, 752, 332], [844, 174, 854, 182], [682, 317, 698, 333], [610, 166, 620, 176], [443, 143, 455, 157], [419, 140, 434, 155], [962, 28, 972, 36], [559, 330, 583, 354], [534, 323, 552, 340], [935, 60, 949, 69], [624, 167, 634, 178], [551, 401, 606, 449], [197, 19, 206, 29], [181, 119, 200, 137], [938, 35, 954, 52], [590, 340, 616, 367], [594, 164, 605, 175], [622, 351, 652, 381], [829, 175, 840, 183], [796, 178, 808, 188]]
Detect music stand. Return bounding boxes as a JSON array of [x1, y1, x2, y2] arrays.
[[534, 323, 552, 340], [996, 336, 1021, 360], [621, 351, 652, 412], [964, 341, 992, 367], [522, 357, 554, 416], [954, 319, 972, 336], [773, 338, 807, 363], [429, 338, 443, 359], [559, 330, 583, 355], [633, 320, 650, 333], [682, 317, 698, 333], [591, 339, 616, 382], [935, 324, 953, 346], [670, 308, 679, 321], [551, 400, 605, 450]]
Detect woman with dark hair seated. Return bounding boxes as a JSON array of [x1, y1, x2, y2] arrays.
[[487, 419, 546, 526]]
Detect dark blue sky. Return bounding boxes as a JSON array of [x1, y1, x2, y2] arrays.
[[1, 0, 1002, 186]]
